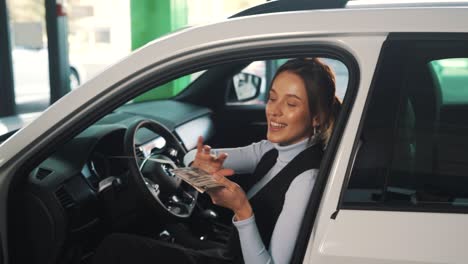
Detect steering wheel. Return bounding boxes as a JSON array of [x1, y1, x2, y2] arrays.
[[124, 119, 198, 219]]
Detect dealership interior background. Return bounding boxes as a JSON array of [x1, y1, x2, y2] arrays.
[[0, 0, 263, 135]]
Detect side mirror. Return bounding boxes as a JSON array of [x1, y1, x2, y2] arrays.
[[228, 72, 262, 103]]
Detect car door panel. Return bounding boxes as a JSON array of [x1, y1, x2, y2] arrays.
[[306, 34, 468, 264], [298, 35, 385, 263], [314, 210, 468, 264]]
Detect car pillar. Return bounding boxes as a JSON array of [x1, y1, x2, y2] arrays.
[[45, 0, 71, 104], [0, 0, 16, 117]]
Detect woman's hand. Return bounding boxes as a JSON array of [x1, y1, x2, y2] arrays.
[[192, 136, 252, 220], [192, 136, 229, 174], [207, 171, 253, 221]]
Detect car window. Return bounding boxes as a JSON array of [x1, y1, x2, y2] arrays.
[[429, 58, 468, 105], [131, 71, 205, 103], [226, 58, 348, 106], [343, 38, 468, 212], [130, 71, 204, 103]]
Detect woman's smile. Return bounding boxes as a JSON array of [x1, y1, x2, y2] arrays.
[[269, 120, 287, 131]]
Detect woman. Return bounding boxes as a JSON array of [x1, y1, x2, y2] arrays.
[[93, 58, 341, 264]]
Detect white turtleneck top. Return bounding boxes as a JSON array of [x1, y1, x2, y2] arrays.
[[184, 138, 319, 264]]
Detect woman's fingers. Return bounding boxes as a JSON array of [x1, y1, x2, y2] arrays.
[[196, 136, 212, 157], [196, 136, 204, 153], [196, 136, 226, 162], [203, 145, 211, 155], [217, 152, 228, 163], [216, 168, 235, 177], [194, 138, 230, 175]]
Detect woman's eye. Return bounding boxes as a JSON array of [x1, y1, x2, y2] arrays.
[[287, 103, 297, 107], [268, 97, 277, 102]]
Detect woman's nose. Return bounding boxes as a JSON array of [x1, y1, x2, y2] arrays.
[[268, 103, 282, 116]]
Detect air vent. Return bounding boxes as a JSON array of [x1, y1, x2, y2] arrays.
[[36, 168, 53, 180], [55, 187, 75, 209]]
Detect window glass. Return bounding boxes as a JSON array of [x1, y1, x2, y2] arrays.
[[7, 0, 49, 113], [322, 58, 349, 100], [134, 58, 348, 104], [343, 42, 468, 211], [429, 58, 468, 105], [227, 58, 348, 106], [131, 72, 204, 103]]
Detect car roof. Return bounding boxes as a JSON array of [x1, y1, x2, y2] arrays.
[[346, 0, 468, 8], [231, 0, 468, 19]]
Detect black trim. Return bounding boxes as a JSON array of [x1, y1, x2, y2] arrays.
[[291, 42, 360, 264], [338, 32, 468, 215], [388, 32, 468, 41], [0, 233, 5, 264], [0, 0, 16, 117], [0, 130, 18, 145], [341, 205, 468, 215], [335, 36, 390, 213], [330, 210, 339, 219], [0, 232, 3, 264], [230, 0, 347, 18]]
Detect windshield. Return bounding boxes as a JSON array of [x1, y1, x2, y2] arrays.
[[130, 71, 205, 103]]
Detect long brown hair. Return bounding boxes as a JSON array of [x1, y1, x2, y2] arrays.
[[271, 58, 342, 145]]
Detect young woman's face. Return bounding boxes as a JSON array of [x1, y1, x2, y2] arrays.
[[266, 71, 316, 146]]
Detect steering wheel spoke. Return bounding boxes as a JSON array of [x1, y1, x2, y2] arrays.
[[124, 119, 198, 219]]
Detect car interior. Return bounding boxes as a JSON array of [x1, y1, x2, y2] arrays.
[[345, 41, 468, 209], [5, 55, 349, 264]]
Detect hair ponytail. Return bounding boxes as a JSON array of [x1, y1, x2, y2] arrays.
[[321, 96, 342, 146]]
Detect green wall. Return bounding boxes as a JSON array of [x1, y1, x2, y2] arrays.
[[130, 0, 189, 102]]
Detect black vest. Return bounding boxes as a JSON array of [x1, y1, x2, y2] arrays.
[[227, 143, 323, 262]]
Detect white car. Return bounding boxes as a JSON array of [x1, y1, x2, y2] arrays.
[[1, 1, 468, 264]]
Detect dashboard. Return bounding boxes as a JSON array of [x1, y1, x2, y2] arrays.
[[20, 100, 215, 263]]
